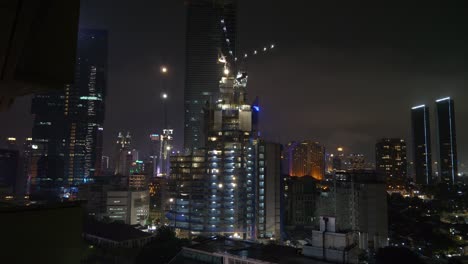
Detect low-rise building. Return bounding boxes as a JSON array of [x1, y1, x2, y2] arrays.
[[107, 190, 149, 225], [84, 220, 154, 248], [317, 170, 388, 250], [302, 216, 358, 263], [169, 236, 329, 264]]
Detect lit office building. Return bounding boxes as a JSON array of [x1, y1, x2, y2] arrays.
[[106, 190, 149, 225], [128, 174, 148, 191], [375, 138, 407, 183], [346, 153, 367, 170], [114, 132, 132, 176], [435, 97, 458, 184], [411, 105, 432, 185], [286, 141, 325, 180], [167, 150, 207, 232]]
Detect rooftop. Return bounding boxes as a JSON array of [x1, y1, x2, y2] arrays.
[[84, 220, 153, 242], [172, 236, 329, 264]]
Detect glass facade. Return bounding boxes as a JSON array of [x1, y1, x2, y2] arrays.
[[184, 0, 237, 151], [411, 105, 432, 185], [65, 29, 107, 183], [436, 98, 458, 184]]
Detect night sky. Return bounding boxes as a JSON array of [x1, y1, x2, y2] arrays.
[[1, 1, 467, 166]]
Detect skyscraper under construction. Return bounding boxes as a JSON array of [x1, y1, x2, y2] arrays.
[[168, 70, 259, 239], [184, 0, 237, 151]]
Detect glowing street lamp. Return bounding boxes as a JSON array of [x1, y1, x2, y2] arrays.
[[161, 93, 168, 99], [161, 66, 168, 73]]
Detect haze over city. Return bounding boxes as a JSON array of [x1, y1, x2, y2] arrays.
[[2, 0, 467, 163]]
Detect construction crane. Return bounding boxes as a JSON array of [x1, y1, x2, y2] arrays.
[[218, 17, 276, 73]]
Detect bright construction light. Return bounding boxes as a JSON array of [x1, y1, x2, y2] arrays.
[[218, 55, 226, 64], [169, 198, 174, 202], [253, 50, 257, 55], [224, 68, 230, 75], [435, 97, 450, 102], [162, 93, 168, 99], [263, 47, 267, 51], [411, 104, 425, 110], [270, 44, 275, 49], [161, 66, 168, 73]]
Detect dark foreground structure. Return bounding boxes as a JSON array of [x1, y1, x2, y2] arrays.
[[169, 236, 329, 264], [0, 201, 84, 264]]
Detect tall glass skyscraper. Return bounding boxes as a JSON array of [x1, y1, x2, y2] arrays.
[[65, 29, 107, 183], [411, 105, 432, 185], [184, 0, 237, 151], [436, 97, 458, 184]]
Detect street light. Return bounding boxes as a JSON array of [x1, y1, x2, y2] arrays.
[[161, 93, 168, 99], [161, 66, 168, 73]]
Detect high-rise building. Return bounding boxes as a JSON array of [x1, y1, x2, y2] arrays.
[[286, 176, 317, 226], [0, 149, 19, 195], [65, 29, 107, 183], [317, 171, 388, 250], [435, 97, 458, 184], [203, 71, 256, 239], [167, 150, 207, 231], [114, 132, 132, 176], [149, 133, 160, 178], [128, 174, 148, 191], [168, 70, 257, 239], [286, 141, 325, 180], [345, 153, 370, 171], [29, 28, 107, 191], [375, 138, 407, 183], [254, 141, 283, 241], [158, 129, 173, 177], [184, 0, 237, 151], [30, 91, 67, 189], [411, 105, 432, 185]]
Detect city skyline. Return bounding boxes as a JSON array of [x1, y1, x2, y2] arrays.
[[1, 1, 468, 262], [1, 0, 467, 166]]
